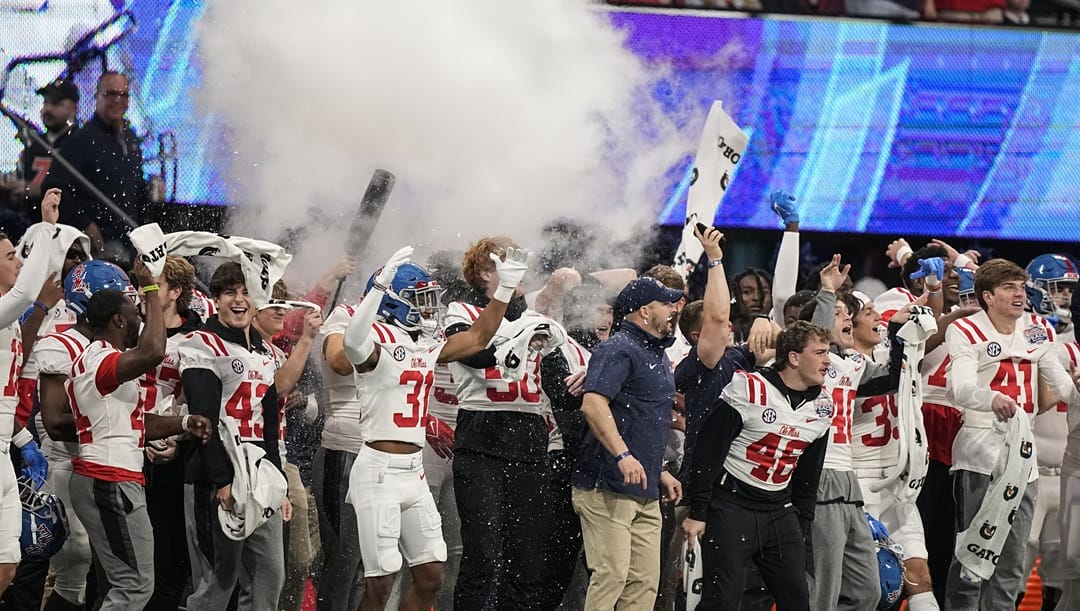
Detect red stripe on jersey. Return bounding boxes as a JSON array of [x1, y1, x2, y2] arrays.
[[196, 332, 223, 357], [952, 318, 978, 344], [95, 350, 121, 396], [569, 342, 587, 367], [377, 323, 397, 344], [49, 333, 80, 360], [958, 317, 988, 342], [209, 333, 229, 356], [1067, 342, 1080, 367], [745, 373, 767, 406], [71, 458, 145, 485], [464, 304, 481, 322], [372, 324, 388, 343]]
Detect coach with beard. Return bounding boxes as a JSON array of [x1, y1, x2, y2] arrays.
[[571, 276, 686, 611]]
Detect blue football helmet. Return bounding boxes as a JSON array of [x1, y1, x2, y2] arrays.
[[1026, 254, 1078, 327], [64, 260, 138, 316], [866, 512, 904, 610], [19, 477, 68, 561], [365, 263, 445, 334], [957, 268, 976, 308]]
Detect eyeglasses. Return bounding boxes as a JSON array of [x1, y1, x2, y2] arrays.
[[100, 90, 130, 99]]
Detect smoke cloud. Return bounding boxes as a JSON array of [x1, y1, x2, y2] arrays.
[[196, 1, 701, 292]]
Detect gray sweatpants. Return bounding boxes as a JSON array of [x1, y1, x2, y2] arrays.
[[808, 469, 879, 611], [68, 474, 154, 611], [946, 470, 1036, 611], [183, 481, 285, 611], [312, 448, 365, 611]]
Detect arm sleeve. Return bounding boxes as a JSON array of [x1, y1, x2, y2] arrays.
[[854, 321, 904, 397], [182, 368, 232, 486], [946, 323, 999, 410], [342, 286, 385, 365], [771, 231, 800, 325], [789, 435, 828, 523], [444, 322, 496, 369], [0, 223, 58, 328], [686, 398, 742, 521], [541, 350, 585, 442], [810, 290, 836, 330]]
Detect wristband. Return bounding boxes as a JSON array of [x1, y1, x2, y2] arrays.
[[371, 280, 388, 293], [614, 450, 632, 462], [180, 414, 191, 433], [32, 301, 49, 314], [924, 277, 942, 290], [927, 289, 942, 296], [954, 253, 974, 270], [493, 284, 515, 303], [140, 284, 159, 294], [12, 428, 32, 449], [707, 259, 724, 269], [894, 244, 913, 267]]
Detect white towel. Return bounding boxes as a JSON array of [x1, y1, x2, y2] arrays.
[[162, 231, 292, 306], [217, 418, 288, 541], [128, 223, 167, 276], [872, 306, 935, 503], [490, 313, 567, 381], [953, 413, 1035, 583]]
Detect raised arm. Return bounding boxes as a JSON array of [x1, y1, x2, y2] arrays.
[[769, 191, 800, 326], [0, 189, 62, 328], [439, 248, 531, 363], [275, 308, 321, 396], [113, 261, 167, 384], [694, 224, 731, 369], [342, 246, 414, 373]]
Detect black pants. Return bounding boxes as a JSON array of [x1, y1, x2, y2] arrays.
[[453, 450, 548, 611], [699, 501, 809, 611], [0, 556, 48, 610], [145, 459, 190, 610], [916, 459, 954, 606], [537, 450, 582, 611]]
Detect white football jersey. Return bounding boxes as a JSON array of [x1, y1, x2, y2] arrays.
[[1034, 340, 1079, 470], [20, 299, 76, 381], [820, 352, 871, 471], [445, 302, 544, 415], [356, 321, 445, 446], [177, 329, 279, 443], [851, 342, 926, 474], [67, 341, 145, 483], [429, 363, 459, 429], [721, 371, 834, 491], [539, 336, 590, 452], [139, 333, 186, 418], [947, 311, 1074, 479], [320, 304, 364, 452], [0, 319, 21, 444], [31, 328, 90, 460]]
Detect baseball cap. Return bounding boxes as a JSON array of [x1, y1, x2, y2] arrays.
[[615, 277, 684, 318], [37, 79, 79, 103]]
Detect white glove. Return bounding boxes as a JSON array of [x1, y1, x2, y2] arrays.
[[374, 246, 414, 290], [491, 247, 531, 302]]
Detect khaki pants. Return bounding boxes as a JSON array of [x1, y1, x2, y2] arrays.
[[282, 462, 320, 611], [572, 486, 662, 611]]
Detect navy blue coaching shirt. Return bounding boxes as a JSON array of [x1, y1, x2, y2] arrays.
[[572, 319, 676, 500]]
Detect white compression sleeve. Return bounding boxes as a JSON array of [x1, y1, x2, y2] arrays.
[[342, 287, 386, 365], [0, 223, 59, 328], [771, 230, 799, 326]]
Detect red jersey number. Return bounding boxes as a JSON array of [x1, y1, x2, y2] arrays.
[[484, 361, 542, 403], [3, 337, 21, 397], [860, 395, 899, 447], [224, 381, 270, 438], [397, 369, 434, 428], [830, 387, 856, 445], [746, 432, 811, 485], [989, 359, 1034, 414]]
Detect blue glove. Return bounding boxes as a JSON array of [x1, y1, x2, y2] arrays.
[[19, 440, 48, 489], [770, 191, 798, 225], [866, 512, 890, 541], [909, 257, 944, 283]]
